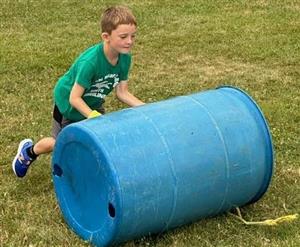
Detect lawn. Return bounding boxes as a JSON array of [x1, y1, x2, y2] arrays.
[[0, 0, 299, 246]]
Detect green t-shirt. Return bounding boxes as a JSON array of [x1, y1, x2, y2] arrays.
[[54, 42, 131, 121]]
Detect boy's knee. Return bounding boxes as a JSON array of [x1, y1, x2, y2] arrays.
[[49, 138, 56, 148]]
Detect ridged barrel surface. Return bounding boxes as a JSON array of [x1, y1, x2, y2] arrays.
[[52, 86, 274, 246]]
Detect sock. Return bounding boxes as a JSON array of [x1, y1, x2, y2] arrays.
[[26, 145, 38, 160]]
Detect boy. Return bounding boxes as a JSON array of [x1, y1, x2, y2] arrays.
[[12, 5, 144, 178]]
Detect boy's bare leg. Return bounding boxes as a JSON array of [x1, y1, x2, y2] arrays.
[[33, 137, 56, 155]]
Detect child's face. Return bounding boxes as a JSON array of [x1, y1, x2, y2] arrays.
[[104, 24, 137, 54]]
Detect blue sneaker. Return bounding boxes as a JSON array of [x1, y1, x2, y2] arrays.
[[12, 139, 34, 178]]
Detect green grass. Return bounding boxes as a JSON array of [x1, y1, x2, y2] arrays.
[[1, 0, 299, 246]]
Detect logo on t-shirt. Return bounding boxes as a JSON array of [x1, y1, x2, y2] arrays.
[[84, 73, 120, 98]]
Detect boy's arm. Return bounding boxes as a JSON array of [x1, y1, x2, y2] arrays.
[[69, 82, 94, 118], [115, 81, 145, 107]]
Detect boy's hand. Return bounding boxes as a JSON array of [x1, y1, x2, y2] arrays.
[[88, 110, 101, 119]]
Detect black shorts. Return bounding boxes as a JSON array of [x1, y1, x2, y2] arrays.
[[51, 104, 105, 139], [51, 105, 74, 139]]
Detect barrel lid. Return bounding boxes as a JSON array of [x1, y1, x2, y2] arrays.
[[52, 122, 121, 246], [217, 85, 274, 204]]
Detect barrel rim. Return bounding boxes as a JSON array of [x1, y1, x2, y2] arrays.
[[216, 85, 274, 204]]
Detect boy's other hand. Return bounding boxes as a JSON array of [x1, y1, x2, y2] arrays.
[[88, 110, 101, 119]]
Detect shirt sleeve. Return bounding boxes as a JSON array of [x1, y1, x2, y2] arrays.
[[75, 60, 95, 88]]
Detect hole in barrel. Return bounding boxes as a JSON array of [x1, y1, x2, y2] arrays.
[[108, 202, 116, 218], [53, 164, 63, 177]]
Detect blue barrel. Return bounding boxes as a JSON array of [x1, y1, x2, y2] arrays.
[[52, 86, 274, 246]]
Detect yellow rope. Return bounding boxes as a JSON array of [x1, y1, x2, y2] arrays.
[[229, 207, 298, 226]]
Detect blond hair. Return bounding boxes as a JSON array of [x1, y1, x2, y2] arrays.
[[101, 6, 137, 34]]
